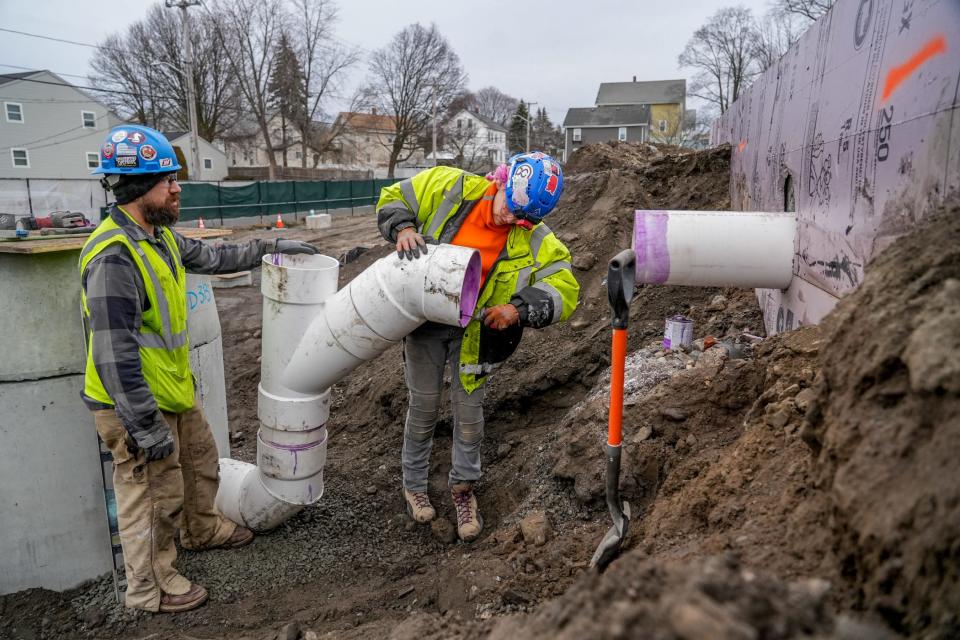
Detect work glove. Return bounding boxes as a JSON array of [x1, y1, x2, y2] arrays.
[[396, 227, 428, 260], [481, 304, 520, 330], [274, 239, 319, 255], [144, 433, 176, 462], [126, 426, 176, 463]]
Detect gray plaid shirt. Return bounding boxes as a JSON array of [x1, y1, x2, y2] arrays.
[[81, 206, 275, 447]]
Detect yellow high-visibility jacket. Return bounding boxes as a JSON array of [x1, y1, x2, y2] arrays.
[[377, 166, 580, 393]]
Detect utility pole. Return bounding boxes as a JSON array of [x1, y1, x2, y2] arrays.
[[431, 85, 438, 167], [525, 101, 539, 153], [166, 0, 202, 181]]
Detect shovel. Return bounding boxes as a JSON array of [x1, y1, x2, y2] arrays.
[[590, 248, 636, 571]]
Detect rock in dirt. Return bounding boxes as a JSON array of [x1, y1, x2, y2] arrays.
[[496, 443, 512, 458], [280, 620, 300, 640], [519, 511, 553, 546], [430, 518, 457, 544], [572, 252, 597, 271], [808, 202, 960, 637], [659, 407, 688, 422]]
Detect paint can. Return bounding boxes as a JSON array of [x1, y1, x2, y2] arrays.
[[663, 315, 694, 350]]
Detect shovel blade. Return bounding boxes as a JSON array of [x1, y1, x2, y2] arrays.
[[589, 501, 631, 571]]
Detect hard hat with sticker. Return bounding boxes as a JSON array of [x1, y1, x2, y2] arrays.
[[91, 125, 181, 176], [504, 152, 564, 221]]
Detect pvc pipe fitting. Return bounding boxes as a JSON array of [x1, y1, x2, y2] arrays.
[[282, 243, 481, 394], [633, 210, 796, 289], [215, 458, 309, 531]]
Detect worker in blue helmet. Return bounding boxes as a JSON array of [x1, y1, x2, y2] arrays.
[[376, 151, 579, 543], [81, 124, 318, 614]]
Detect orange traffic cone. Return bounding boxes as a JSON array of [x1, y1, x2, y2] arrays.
[[198, 216, 206, 229], [275, 213, 285, 229]]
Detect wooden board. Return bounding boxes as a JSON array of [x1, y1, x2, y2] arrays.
[[0, 228, 232, 255]]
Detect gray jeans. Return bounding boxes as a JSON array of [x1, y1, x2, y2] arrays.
[[402, 321, 486, 492]]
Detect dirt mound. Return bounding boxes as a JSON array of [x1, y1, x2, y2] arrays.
[[804, 202, 960, 637], [565, 141, 691, 174], [487, 554, 841, 640]]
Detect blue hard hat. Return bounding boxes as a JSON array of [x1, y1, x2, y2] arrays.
[[91, 125, 181, 175], [505, 152, 564, 221]]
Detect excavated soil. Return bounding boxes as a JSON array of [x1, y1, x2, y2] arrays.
[[2, 142, 955, 640]]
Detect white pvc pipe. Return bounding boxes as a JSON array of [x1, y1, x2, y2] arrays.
[[633, 210, 796, 289], [283, 244, 481, 395], [215, 253, 339, 531]]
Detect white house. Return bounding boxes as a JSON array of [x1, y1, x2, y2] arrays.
[[445, 109, 508, 172], [0, 70, 123, 179], [163, 131, 228, 181]]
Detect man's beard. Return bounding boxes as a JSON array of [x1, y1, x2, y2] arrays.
[[142, 201, 179, 227]]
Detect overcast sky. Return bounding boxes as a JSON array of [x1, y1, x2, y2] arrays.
[[0, 0, 778, 124]]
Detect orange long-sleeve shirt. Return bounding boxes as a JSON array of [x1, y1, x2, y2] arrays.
[[451, 182, 510, 286]]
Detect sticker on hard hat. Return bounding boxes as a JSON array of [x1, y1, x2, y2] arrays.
[[111, 130, 127, 143], [545, 174, 559, 195], [127, 132, 146, 145], [101, 142, 114, 159], [115, 155, 139, 168], [140, 144, 157, 161], [116, 142, 136, 155], [159, 157, 173, 168]]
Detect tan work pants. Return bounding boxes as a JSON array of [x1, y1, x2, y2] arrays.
[[94, 404, 235, 612]]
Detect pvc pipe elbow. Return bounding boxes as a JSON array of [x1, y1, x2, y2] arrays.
[[281, 244, 481, 394]]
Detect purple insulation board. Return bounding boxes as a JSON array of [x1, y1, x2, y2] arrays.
[[711, 0, 960, 335]]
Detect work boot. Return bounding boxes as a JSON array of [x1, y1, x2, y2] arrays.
[[451, 483, 483, 542], [159, 583, 208, 613], [220, 524, 254, 549], [404, 489, 436, 523]]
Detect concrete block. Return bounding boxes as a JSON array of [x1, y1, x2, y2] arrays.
[[306, 214, 332, 230]]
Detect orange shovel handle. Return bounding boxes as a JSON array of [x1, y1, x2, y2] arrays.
[[608, 327, 627, 446]]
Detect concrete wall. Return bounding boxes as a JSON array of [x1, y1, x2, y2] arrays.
[[0, 249, 230, 595], [565, 125, 648, 162], [0, 71, 122, 179], [712, 0, 960, 334]]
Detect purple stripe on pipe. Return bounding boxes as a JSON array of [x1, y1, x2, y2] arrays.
[[633, 211, 670, 284], [459, 251, 481, 327], [261, 432, 328, 452]]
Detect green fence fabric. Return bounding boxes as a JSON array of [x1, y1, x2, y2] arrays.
[[173, 178, 397, 222]]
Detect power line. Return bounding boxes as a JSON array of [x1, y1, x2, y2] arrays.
[[0, 63, 90, 81], [0, 27, 124, 54], [0, 112, 112, 152]]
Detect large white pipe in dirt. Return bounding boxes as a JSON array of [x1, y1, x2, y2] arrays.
[[216, 254, 340, 531], [216, 246, 482, 531], [633, 210, 796, 289], [283, 244, 482, 394]]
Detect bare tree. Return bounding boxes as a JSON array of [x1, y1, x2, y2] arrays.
[[365, 23, 467, 178], [678, 6, 761, 114], [289, 0, 360, 167], [444, 117, 487, 172], [753, 9, 806, 70], [774, 0, 834, 22], [208, 0, 287, 179], [473, 86, 519, 126], [89, 4, 240, 140]]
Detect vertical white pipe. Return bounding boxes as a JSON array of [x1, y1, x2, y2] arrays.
[[282, 244, 481, 395], [633, 210, 796, 289]]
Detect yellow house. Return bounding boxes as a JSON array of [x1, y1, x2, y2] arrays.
[[594, 78, 687, 142]]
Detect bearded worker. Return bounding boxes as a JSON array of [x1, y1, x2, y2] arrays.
[[376, 152, 579, 542], [81, 125, 318, 613]]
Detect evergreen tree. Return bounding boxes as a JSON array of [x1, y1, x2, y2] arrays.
[[267, 32, 307, 167], [508, 100, 529, 155]]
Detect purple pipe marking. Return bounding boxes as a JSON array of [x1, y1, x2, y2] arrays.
[[633, 211, 670, 284], [261, 432, 328, 475]]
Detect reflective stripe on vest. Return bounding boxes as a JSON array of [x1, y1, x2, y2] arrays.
[[425, 175, 464, 239]]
